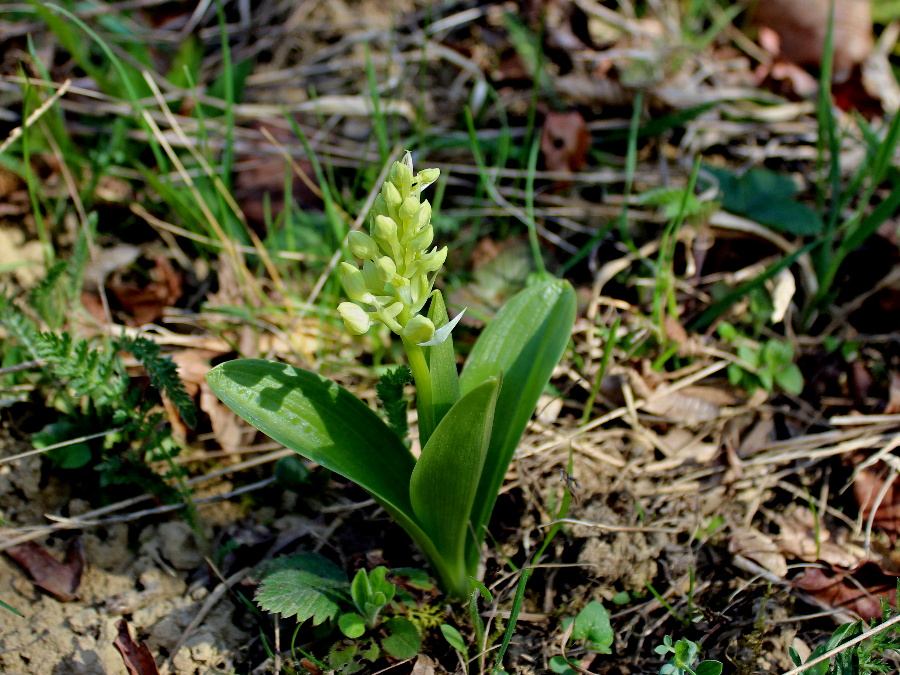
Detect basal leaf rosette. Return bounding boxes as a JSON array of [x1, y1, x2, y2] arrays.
[[337, 153, 446, 345]]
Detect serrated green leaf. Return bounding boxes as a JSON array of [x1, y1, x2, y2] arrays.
[[459, 279, 576, 569], [410, 377, 499, 597], [440, 623, 468, 656], [376, 366, 412, 441], [206, 360, 443, 575], [254, 553, 347, 625], [571, 601, 613, 654], [381, 617, 421, 660]]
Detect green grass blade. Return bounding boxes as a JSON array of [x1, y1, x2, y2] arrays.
[[410, 377, 499, 597], [692, 240, 818, 331], [459, 279, 576, 570]]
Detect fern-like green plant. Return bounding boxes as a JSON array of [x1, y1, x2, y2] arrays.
[[0, 259, 195, 499]]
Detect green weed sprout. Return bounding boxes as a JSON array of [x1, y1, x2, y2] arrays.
[[207, 153, 576, 596]]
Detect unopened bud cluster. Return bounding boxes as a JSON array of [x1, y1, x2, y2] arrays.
[[338, 153, 447, 344]]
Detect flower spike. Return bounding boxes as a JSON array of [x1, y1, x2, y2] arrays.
[[338, 152, 447, 338]]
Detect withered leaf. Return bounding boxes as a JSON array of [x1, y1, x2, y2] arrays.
[[113, 619, 160, 675], [541, 110, 590, 173], [794, 562, 897, 621], [5, 539, 84, 601]]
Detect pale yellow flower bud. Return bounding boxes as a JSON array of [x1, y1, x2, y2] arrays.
[[373, 215, 398, 246], [416, 168, 440, 190], [339, 262, 373, 303], [402, 315, 435, 344], [390, 160, 412, 197], [382, 182, 402, 210], [414, 201, 432, 232], [348, 231, 378, 260], [361, 260, 382, 292], [400, 196, 419, 225], [375, 256, 396, 283], [419, 246, 447, 273], [338, 302, 371, 335]]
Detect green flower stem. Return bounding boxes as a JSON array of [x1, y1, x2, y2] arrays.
[[403, 339, 434, 444]]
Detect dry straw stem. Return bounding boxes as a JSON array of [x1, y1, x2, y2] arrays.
[[0, 448, 292, 551], [0, 78, 71, 154], [140, 70, 285, 294]]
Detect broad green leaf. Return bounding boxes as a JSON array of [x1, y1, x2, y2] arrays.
[[695, 662, 724, 675], [380, 617, 421, 660], [410, 377, 499, 596], [338, 612, 366, 638], [254, 553, 347, 625], [776, 364, 804, 395], [206, 360, 442, 572], [207, 359, 414, 512], [460, 279, 576, 568], [424, 290, 461, 445], [571, 601, 613, 654], [706, 165, 823, 236]]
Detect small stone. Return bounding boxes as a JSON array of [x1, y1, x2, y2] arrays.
[[67, 607, 99, 635], [158, 522, 203, 571]]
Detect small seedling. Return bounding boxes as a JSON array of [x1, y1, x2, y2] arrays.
[[718, 322, 803, 395], [255, 554, 423, 669], [208, 153, 576, 596], [655, 636, 722, 675], [551, 600, 615, 673]]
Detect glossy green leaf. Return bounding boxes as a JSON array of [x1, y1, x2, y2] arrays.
[[338, 612, 366, 639], [410, 377, 499, 596], [424, 290, 461, 445], [440, 624, 468, 656], [206, 359, 441, 571], [459, 279, 576, 567]]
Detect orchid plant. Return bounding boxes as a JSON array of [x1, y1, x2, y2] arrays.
[[207, 154, 575, 597]]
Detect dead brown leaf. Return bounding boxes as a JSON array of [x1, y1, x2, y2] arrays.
[[730, 527, 788, 577], [108, 256, 183, 326], [632, 371, 736, 424], [775, 505, 864, 568], [854, 467, 900, 537], [5, 539, 85, 601], [541, 110, 590, 173], [170, 349, 246, 452], [113, 618, 160, 675], [410, 655, 438, 675], [753, 0, 873, 80], [794, 562, 897, 620]]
